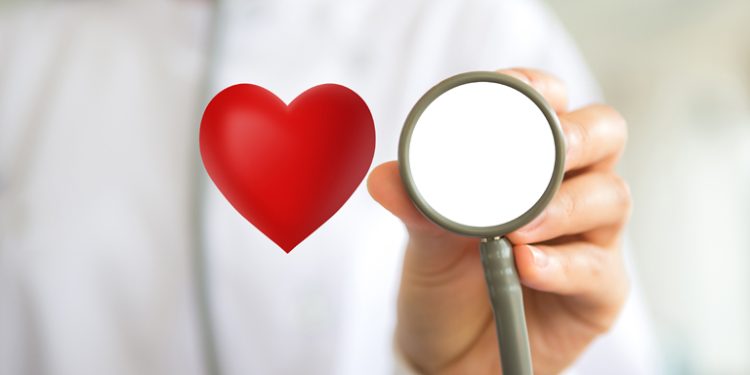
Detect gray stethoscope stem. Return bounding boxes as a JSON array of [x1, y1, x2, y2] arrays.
[[480, 237, 533, 375]]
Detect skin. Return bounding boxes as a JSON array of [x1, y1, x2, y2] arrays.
[[367, 68, 632, 375]]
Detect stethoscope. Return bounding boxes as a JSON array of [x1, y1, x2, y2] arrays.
[[398, 71, 565, 374], [191, 1, 224, 375], [192, 4, 565, 375]]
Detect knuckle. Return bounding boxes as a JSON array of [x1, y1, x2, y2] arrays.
[[572, 247, 630, 336], [591, 103, 626, 124], [608, 174, 633, 212], [563, 120, 588, 167], [594, 306, 621, 335], [569, 118, 589, 148], [597, 268, 631, 334], [558, 187, 578, 220], [592, 103, 629, 142]]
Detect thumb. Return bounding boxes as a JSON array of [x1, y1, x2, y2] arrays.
[[367, 161, 476, 269], [367, 161, 442, 236], [368, 161, 489, 372]]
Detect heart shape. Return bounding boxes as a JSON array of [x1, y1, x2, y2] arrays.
[[200, 84, 375, 252]]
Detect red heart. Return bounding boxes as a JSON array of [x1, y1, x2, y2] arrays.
[[200, 84, 375, 252]]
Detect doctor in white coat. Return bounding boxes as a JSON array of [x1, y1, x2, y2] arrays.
[[0, 0, 659, 374]]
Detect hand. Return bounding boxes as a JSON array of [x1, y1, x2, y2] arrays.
[[368, 68, 631, 375]]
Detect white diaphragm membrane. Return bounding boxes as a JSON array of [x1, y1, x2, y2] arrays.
[[408, 82, 556, 228]]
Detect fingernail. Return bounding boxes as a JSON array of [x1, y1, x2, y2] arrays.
[[528, 246, 549, 268]]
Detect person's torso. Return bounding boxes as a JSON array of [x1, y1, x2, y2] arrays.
[[0, 1, 605, 374]]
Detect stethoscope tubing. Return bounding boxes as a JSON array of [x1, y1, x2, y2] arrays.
[[480, 237, 533, 375], [192, 1, 224, 375]]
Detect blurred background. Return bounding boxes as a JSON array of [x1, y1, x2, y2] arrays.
[[545, 1, 750, 374], [1, 0, 749, 374]]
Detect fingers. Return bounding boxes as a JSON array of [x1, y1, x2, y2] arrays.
[[514, 242, 628, 311], [507, 172, 632, 246], [561, 104, 628, 172], [496, 68, 569, 113]]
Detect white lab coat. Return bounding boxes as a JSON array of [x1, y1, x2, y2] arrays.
[[0, 0, 660, 374]]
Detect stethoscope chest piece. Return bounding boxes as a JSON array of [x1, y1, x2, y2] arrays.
[[398, 71, 566, 375]]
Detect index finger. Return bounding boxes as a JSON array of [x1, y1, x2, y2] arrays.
[[496, 68, 569, 113], [561, 104, 628, 172]]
